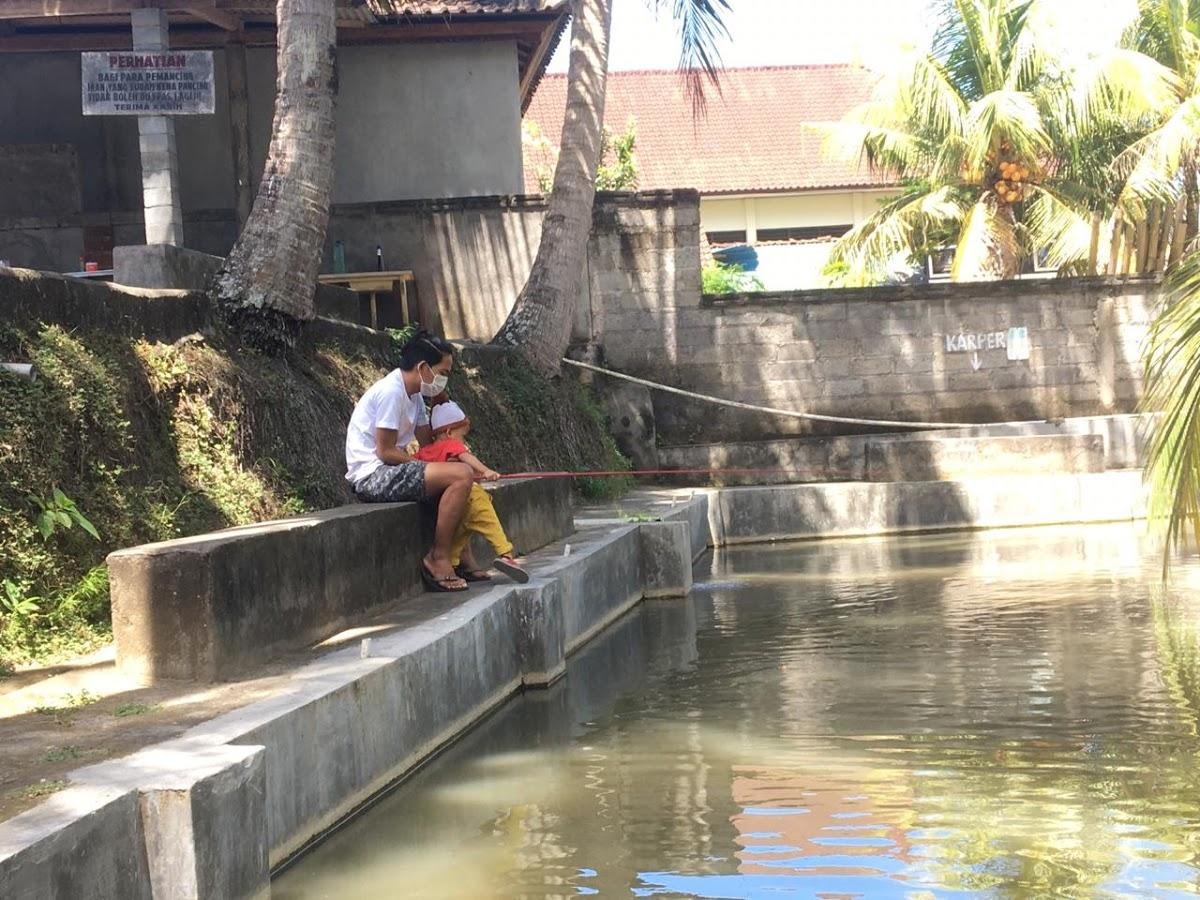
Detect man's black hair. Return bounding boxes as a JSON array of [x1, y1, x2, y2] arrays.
[[398, 328, 453, 371]]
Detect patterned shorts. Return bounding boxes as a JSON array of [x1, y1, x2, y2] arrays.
[[353, 461, 428, 503]]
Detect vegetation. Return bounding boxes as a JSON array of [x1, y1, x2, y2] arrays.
[[526, 121, 641, 193], [0, 322, 629, 671], [701, 261, 765, 294], [826, 0, 1180, 282]]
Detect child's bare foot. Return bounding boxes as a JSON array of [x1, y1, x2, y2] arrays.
[[492, 554, 530, 584]]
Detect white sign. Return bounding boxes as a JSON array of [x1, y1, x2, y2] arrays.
[[944, 327, 1031, 360], [81, 51, 215, 116]]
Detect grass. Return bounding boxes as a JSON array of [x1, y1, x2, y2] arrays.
[[0, 321, 631, 670], [41, 744, 108, 764], [32, 689, 99, 726], [112, 702, 159, 718], [10, 779, 69, 800]]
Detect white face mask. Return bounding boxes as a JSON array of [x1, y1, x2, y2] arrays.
[[419, 364, 449, 398]]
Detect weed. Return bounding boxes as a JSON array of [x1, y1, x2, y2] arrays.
[[33, 689, 98, 725], [622, 512, 659, 523], [113, 702, 159, 718], [42, 745, 107, 764], [31, 489, 100, 542], [12, 779, 69, 800]]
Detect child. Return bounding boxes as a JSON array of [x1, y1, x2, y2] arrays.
[[416, 401, 529, 584]]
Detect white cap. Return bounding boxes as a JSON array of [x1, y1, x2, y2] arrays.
[[431, 400, 469, 434]]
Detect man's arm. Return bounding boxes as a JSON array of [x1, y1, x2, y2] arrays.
[[374, 428, 413, 465], [415, 424, 433, 447]]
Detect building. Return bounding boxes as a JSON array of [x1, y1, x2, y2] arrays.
[[523, 64, 899, 289], [0, 0, 569, 272]]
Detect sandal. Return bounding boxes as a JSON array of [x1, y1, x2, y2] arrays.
[[492, 555, 530, 584], [455, 565, 493, 583], [420, 561, 468, 593]]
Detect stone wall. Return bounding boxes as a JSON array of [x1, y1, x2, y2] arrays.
[[597, 275, 1158, 445]]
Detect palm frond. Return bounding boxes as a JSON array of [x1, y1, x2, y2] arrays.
[[1024, 184, 1098, 269], [830, 185, 970, 280], [1143, 242, 1200, 573], [650, 0, 732, 114], [963, 89, 1051, 175]]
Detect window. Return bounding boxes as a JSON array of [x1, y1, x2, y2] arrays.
[[705, 230, 748, 245], [755, 225, 852, 243]]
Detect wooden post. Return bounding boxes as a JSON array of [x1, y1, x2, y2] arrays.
[[1107, 209, 1124, 274], [1087, 210, 1101, 275], [225, 40, 254, 229], [1133, 216, 1149, 274], [1145, 202, 1163, 274], [1169, 196, 1188, 268]]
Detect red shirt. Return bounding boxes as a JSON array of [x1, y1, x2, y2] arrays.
[[415, 438, 469, 464]]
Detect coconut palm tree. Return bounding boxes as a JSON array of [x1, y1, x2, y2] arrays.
[[210, 0, 337, 352], [827, 0, 1167, 283], [491, 0, 730, 373]]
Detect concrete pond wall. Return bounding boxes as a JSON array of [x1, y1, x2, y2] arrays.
[[0, 464, 1153, 899]]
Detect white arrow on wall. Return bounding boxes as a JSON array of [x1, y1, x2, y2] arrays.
[[971, 351, 982, 371]]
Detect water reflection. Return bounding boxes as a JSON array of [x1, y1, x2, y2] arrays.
[[274, 523, 1200, 899]]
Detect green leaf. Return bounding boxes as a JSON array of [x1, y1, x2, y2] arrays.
[[37, 511, 55, 540], [54, 510, 73, 529], [52, 487, 68, 507], [72, 511, 100, 541]]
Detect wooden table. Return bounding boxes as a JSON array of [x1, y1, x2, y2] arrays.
[[318, 270, 416, 330]]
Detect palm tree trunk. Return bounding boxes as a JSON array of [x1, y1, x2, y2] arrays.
[[211, 0, 337, 352], [951, 197, 1020, 281], [491, 0, 614, 373]]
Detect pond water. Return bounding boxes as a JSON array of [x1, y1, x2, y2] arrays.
[[274, 524, 1200, 899]]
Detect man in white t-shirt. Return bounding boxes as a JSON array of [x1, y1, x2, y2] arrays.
[[345, 330, 474, 592]]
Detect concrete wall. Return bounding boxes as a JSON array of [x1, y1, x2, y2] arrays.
[[0, 42, 523, 270], [322, 189, 701, 341], [598, 275, 1157, 445]]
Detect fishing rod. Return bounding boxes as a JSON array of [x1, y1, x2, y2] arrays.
[[489, 467, 797, 481]]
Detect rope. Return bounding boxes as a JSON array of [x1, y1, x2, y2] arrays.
[[562, 358, 992, 430]]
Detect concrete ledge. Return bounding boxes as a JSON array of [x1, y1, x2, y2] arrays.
[[658, 414, 1154, 484], [706, 470, 1146, 545], [0, 785, 151, 899], [865, 433, 1104, 481], [113, 243, 223, 292], [107, 477, 572, 682]]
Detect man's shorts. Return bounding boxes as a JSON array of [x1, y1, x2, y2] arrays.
[[353, 461, 428, 503]]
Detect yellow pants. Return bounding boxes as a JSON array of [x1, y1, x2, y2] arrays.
[[450, 484, 514, 566]]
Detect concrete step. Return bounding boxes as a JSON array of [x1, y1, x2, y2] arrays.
[[657, 413, 1153, 485]]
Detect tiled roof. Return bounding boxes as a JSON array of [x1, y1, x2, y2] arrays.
[[523, 65, 897, 195]]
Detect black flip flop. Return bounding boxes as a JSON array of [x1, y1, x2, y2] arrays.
[[455, 565, 493, 583], [421, 561, 469, 593], [492, 555, 530, 584]]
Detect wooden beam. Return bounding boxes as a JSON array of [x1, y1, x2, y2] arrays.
[[518, 13, 562, 101], [225, 40, 254, 228], [0, 25, 257, 50], [186, 5, 240, 31], [0, 0, 180, 18]]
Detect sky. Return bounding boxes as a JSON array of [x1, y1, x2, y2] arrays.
[[546, 0, 1141, 74], [547, 0, 934, 74]]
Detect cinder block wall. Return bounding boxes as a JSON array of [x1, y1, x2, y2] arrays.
[[600, 276, 1158, 444]]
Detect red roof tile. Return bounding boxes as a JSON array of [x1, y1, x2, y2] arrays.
[[523, 65, 897, 195]]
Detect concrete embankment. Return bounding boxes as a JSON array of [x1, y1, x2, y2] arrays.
[[0, 468, 1148, 899]]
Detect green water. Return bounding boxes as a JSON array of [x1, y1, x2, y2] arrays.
[[274, 524, 1200, 899]]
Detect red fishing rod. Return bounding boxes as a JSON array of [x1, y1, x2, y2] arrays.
[[488, 467, 797, 480]]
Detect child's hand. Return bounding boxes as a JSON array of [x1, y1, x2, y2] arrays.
[[482, 469, 501, 482]]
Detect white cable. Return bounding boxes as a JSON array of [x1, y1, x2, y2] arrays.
[[562, 358, 993, 430]]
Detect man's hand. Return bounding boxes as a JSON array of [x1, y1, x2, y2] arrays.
[[481, 469, 501, 482]]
